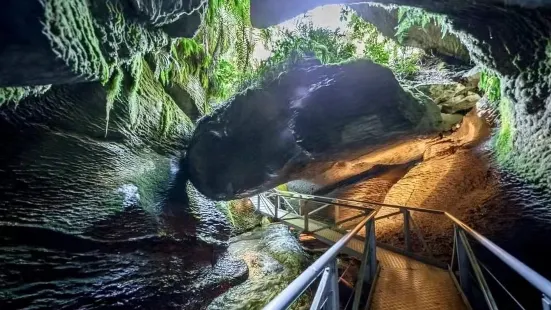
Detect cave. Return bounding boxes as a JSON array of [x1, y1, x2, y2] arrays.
[[1, 0, 551, 309]]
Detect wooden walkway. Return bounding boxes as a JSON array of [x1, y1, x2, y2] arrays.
[[252, 194, 466, 310]]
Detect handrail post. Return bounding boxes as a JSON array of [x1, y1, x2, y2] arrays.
[[543, 295, 551, 310], [329, 260, 340, 309], [305, 212, 309, 232], [455, 225, 472, 299], [403, 208, 412, 252], [368, 217, 377, 282], [457, 226, 498, 309], [352, 217, 376, 310], [257, 195, 260, 212]]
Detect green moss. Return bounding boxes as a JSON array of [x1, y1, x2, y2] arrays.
[[104, 67, 124, 134], [479, 71, 501, 103], [43, 0, 109, 82], [494, 98, 514, 163], [0, 85, 52, 105], [215, 200, 262, 234], [127, 55, 144, 128]]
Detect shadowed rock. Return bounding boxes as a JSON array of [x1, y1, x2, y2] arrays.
[[186, 59, 442, 200]]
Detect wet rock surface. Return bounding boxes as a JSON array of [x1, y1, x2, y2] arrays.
[[208, 224, 310, 310], [186, 59, 442, 200], [0, 81, 244, 309]]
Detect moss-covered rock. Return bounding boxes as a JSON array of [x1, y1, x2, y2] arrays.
[[208, 223, 310, 310]]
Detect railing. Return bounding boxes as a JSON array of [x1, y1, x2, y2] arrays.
[[257, 191, 551, 310], [262, 190, 379, 234], [373, 203, 551, 310], [263, 210, 377, 310]]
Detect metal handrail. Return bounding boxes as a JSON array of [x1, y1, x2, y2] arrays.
[[261, 191, 551, 309], [263, 212, 376, 310], [351, 195, 551, 299], [446, 212, 551, 299], [371, 200, 551, 308], [273, 189, 443, 213]]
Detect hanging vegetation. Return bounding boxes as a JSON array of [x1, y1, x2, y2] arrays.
[[98, 0, 255, 131], [0, 0, 255, 134], [395, 7, 450, 42]]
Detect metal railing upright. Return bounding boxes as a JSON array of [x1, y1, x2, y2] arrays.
[[256, 190, 551, 310]]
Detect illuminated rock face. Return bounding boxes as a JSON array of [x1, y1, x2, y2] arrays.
[[251, 0, 551, 190], [186, 59, 442, 200]]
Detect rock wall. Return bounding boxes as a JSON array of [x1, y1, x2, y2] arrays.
[[186, 59, 443, 200], [0, 1, 252, 308], [350, 4, 470, 63], [0, 75, 249, 308], [0, 0, 202, 87]]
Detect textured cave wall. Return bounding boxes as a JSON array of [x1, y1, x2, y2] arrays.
[[186, 59, 443, 200], [0, 0, 251, 308], [251, 0, 551, 190], [0, 79, 248, 309], [0, 0, 204, 102]]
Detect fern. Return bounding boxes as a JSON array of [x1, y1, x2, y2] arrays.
[[395, 7, 449, 42], [343, 8, 422, 78]]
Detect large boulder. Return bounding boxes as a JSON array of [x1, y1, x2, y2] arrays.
[[250, 0, 551, 190], [186, 59, 442, 200]]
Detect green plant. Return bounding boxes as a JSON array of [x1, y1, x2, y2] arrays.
[[395, 7, 449, 42], [265, 19, 357, 67], [479, 70, 501, 103], [342, 8, 422, 78], [494, 98, 514, 163]]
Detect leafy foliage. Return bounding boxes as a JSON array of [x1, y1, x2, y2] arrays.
[[479, 70, 501, 103], [342, 8, 422, 78], [265, 19, 357, 66], [395, 7, 449, 42]]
